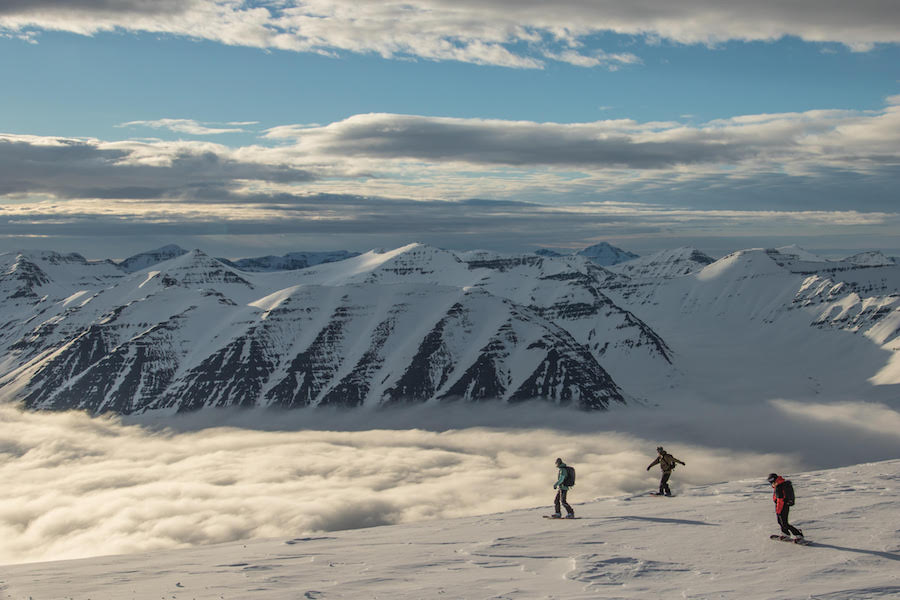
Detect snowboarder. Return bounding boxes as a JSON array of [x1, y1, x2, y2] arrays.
[[551, 457, 575, 518], [768, 473, 803, 539], [646, 446, 685, 496]]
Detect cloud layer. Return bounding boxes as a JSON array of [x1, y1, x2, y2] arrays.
[[0, 134, 315, 200], [265, 104, 900, 175], [6, 99, 899, 204], [1, 398, 898, 565], [1, 1, 898, 68], [1, 101, 898, 252]]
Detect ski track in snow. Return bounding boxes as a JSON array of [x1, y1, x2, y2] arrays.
[[2, 460, 898, 600]]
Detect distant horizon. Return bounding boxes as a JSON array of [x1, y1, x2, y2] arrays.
[[3, 239, 898, 264]]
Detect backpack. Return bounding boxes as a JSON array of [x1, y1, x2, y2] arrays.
[[659, 453, 676, 470], [782, 480, 795, 506], [563, 466, 576, 487]]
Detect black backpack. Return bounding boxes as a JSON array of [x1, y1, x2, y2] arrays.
[[782, 480, 795, 506], [563, 466, 576, 487]]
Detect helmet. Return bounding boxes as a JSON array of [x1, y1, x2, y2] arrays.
[[656, 446, 664, 453], [767, 473, 778, 484], [555, 457, 563, 466]]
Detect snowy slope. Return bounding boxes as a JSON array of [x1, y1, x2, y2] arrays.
[[3, 459, 897, 600], [604, 247, 900, 400]]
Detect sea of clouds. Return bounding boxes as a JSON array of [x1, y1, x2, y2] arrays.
[[1, 398, 898, 565]]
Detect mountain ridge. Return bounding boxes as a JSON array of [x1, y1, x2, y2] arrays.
[[1, 242, 898, 414]]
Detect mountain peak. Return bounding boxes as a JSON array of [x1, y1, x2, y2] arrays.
[[575, 242, 639, 266], [844, 250, 896, 267], [219, 250, 359, 272], [609, 246, 714, 279], [117, 245, 188, 273], [773, 245, 827, 262]]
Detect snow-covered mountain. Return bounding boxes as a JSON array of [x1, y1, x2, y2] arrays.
[[602, 246, 900, 400], [575, 241, 640, 265], [4, 459, 897, 599], [608, 246, 715, 279], [0, 243, 897, 414], [117, 245, 359, 273], [217, 250, 360, 272], [116, 244, 188, 273], [534, 242, 641, 265], [844, 250, 897, 267], [1, 245, 675, 413], [533, 247, 569, 257]]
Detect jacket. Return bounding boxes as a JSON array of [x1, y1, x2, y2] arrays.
[[647, 452, 685, 474], [772, 476, 793, 515], [555, 463, 571, 491]]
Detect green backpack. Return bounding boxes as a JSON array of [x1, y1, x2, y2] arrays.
[[563, 466, 576, 487]]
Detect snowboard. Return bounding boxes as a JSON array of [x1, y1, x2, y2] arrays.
[[543, 515, 581, 519], [649, 492, 675, 497], [770, 534, 811, 545]]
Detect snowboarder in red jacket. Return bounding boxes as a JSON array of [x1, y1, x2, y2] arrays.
[[768, 473, 803, 538]]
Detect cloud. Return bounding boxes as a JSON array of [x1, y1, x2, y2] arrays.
[[0, 134, 316, 200], [542, 49, 642, 70], [0, 398, 897, 565], [264, 107, 900, 174], [2, 102, 899, 251], [1, 1, 898, 69], [118, 119, 252, 136], [1, 193, 897, 252], [5, 102, 899, 208]]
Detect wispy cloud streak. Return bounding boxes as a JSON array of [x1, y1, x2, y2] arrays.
[[1, 1, 897, 68], [118, 119, 254, 136]]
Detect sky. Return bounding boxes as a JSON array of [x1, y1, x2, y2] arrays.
[[0, 1, 898, 259]]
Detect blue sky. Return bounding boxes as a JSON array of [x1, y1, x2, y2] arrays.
[[1, 1, 898, 259]]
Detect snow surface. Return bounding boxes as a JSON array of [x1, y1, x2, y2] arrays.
[[2, 459, 897, 600]]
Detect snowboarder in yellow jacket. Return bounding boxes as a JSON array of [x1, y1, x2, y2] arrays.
[[646, 446, 685, 496]]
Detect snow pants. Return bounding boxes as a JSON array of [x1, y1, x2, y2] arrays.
[[777, 506, 803, 536], [554, 489, 573, 516], [659, 471, 672, 496]]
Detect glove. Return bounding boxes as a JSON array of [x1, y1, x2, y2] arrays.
[[553, 485, 557, 489], [646, 466, 651, 471]]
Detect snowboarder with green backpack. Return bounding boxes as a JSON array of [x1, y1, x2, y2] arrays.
[[647, 446, 685, 496], [551, 457, 576, 518]]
